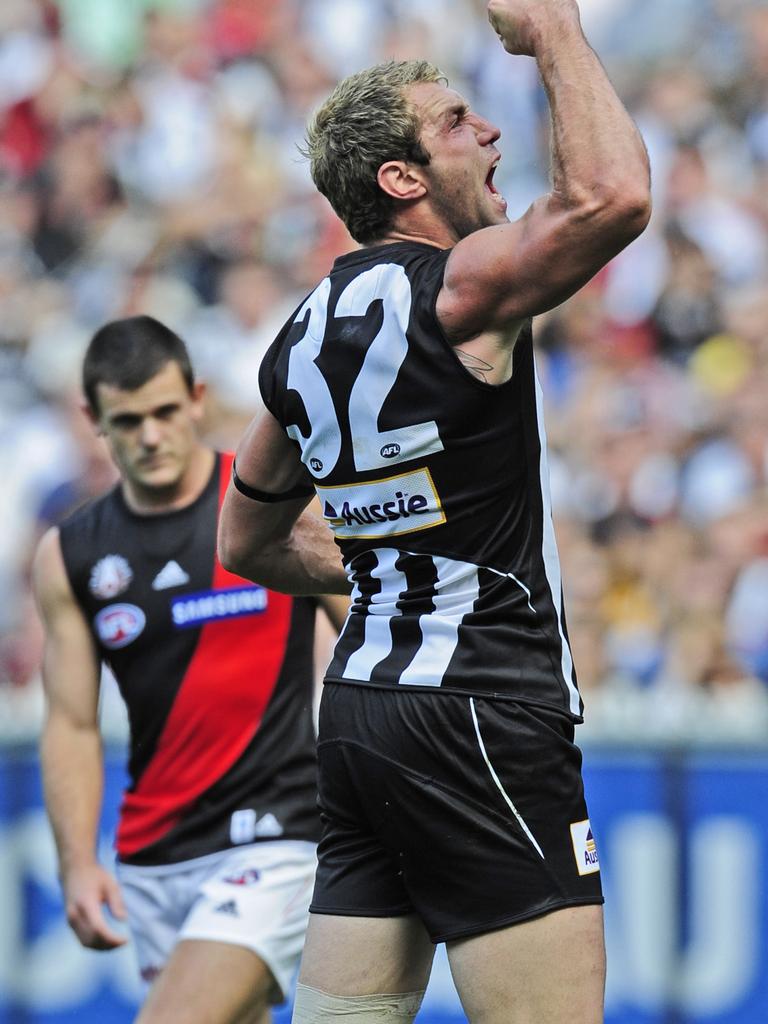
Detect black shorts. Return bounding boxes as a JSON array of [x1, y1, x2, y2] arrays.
[[310, 683, 603, 944]]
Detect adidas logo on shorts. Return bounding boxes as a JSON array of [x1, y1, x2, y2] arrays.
[[214, 899, 239, 916]]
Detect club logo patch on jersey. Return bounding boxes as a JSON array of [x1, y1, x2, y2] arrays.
[[89, 555, 133, 599], [570, 819, 600, 875], [171, 585, 268, 629], [317, 467, 445, 540], [94, 603, 146, 649]]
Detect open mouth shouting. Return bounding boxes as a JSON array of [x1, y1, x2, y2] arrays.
[[485, 159, 507, 211]]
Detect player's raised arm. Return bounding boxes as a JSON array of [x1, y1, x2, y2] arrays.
[[436, 0, 651, 341], [33, 527, 127, 951], [218, 409, 349, 596]]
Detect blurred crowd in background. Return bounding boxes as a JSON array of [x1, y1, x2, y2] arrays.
[[2, 0, 768, 742]]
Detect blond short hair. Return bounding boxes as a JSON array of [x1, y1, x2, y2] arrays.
[[304, 60, 446, 244]]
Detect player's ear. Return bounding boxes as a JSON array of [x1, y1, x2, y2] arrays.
[[82, 401, 103, 435], [190, 380, 207, 419], [377, 160, 427, 202]]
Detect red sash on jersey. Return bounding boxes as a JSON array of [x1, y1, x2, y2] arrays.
[[116, 452, 293, 857]]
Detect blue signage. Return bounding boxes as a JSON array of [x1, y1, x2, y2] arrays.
[[0, 746, 766, 1023]]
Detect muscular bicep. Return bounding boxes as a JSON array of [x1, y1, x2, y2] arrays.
[[232, 407, 312, 499], [32, 528, 100, 728], [437, 193, 638, 341]]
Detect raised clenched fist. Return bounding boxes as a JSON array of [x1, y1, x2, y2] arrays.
[[487, 0, 582, 56]]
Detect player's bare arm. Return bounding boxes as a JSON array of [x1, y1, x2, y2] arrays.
[[319, 593, 351, 632], [32, 527, 127, 951], [437, 0, 651, 343], [218, 409, 350, 596]]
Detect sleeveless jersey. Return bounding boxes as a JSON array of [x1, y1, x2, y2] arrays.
[[58, 451, 320, 866], [259, 241, 582, 721]]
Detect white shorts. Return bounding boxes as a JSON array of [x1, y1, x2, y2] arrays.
[[117, 841, 317, 1002]]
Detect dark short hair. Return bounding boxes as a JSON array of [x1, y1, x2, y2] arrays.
[[83, 316, 195, 414]]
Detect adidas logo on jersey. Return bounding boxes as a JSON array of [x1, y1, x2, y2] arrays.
[[254, 813, 283, 838], [152, 561, 190, 590], [214, 900, 239, 916], [317, 468, 445, 540], [229, 808, 284, 844]]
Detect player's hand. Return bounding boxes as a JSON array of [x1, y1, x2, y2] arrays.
[[487, 0, 581, 57], [62, 862, 128, 950]]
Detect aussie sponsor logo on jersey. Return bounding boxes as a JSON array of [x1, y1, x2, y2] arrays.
[[317, 467, 445, 539], [89, 554, 133, 599], [171, 585, 268, 629], [94, 603, 146, 649], [570, 819, 600, 875]]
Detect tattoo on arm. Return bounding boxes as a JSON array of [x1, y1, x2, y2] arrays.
[[455, 349, 495, 383]]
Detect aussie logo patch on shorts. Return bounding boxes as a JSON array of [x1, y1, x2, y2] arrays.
[[570, 819, 600, 875], [95, 603, 146, 649], [317, 467, 445, 540], [171, 586, 268, 629]]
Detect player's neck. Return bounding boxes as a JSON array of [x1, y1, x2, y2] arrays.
[[121, 446, 216, 515], [375, 208, 459, 250]]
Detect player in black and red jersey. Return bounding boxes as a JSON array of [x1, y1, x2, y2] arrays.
[[32, 315, 347, 1024]]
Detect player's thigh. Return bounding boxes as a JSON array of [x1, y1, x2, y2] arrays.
[[447, 904, 605, 1024], [298, 912, 435, 995], [136, 938, 272, 1024], [116, 862, 187, 990], [181, 842, 317, 1004]]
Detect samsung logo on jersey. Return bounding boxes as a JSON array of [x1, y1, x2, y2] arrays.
[[171, 586, 268, 629], [317, 468, 445, 539]]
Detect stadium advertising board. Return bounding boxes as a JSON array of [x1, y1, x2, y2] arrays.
[[0, 747, 766, 1023]]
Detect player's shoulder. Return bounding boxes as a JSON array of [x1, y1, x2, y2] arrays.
[[32, 524, 73, 608], [56, 485, 126, 563], [331, 240, 450, 279]]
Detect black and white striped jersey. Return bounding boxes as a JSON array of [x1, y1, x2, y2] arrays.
[[259, 241, 582, 720]]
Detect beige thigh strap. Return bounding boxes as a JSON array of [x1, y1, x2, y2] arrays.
[[292, 983, 425, 1023]]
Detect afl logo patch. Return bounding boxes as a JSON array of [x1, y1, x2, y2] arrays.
[[89, 555, 133, 599], [94, 603, 146, 649], [380, 443, 400, 459], [310, 458, 323, 472]]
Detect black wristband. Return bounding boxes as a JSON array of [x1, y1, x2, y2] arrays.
[[232, 458, 315, 503]]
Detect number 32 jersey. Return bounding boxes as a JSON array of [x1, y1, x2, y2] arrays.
[[259, 241, 582, 720]]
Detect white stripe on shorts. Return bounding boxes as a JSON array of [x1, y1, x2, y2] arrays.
[[469, 698, 545, 860]]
